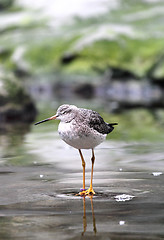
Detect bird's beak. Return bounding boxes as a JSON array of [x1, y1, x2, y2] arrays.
[[34, 115, 57, 125]]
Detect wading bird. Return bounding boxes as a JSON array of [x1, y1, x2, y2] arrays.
[[35, 104, 117, 196]]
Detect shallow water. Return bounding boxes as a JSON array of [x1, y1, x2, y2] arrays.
[[0, 124, 164, 240]]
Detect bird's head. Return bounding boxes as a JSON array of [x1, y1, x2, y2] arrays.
[[34, 104, 78, 125]]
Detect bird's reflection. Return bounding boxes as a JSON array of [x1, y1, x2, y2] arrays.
[[82, 196, 97, 236]]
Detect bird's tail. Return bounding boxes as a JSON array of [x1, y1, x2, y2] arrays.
[[107, 123, 118, 133]]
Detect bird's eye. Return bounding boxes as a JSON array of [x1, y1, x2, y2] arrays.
[[62, 109, 71, 115]]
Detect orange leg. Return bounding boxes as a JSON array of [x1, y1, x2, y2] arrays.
[[79, 149, 95, 196], [78, 149, 85, 191]]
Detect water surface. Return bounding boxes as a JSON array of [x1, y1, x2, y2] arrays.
[[0, 124, 164, 240]]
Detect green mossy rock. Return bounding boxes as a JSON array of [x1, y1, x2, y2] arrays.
[[0, 70, 37, 123], [0, 0, 14, 11]]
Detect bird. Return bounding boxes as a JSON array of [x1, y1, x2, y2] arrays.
[[34, 104, 118, 196]]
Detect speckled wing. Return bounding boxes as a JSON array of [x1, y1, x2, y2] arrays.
[[88, 111, 117, 135]]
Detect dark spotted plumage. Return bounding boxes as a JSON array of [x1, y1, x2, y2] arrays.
[[88, 110, 118, 134]]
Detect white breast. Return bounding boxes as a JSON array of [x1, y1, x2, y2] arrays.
[[58, 121, 106, 149]]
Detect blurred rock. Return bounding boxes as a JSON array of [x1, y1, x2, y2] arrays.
[[0, 0, 14, 11], [101, 68, 164, 112], [61, 53, 79, 65], [0, 69, 37, 123], [54, 81, 95, 99], [73, 82, 94, 99]]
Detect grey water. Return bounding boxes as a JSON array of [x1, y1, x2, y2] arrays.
[[0, 123, 164, 240]]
